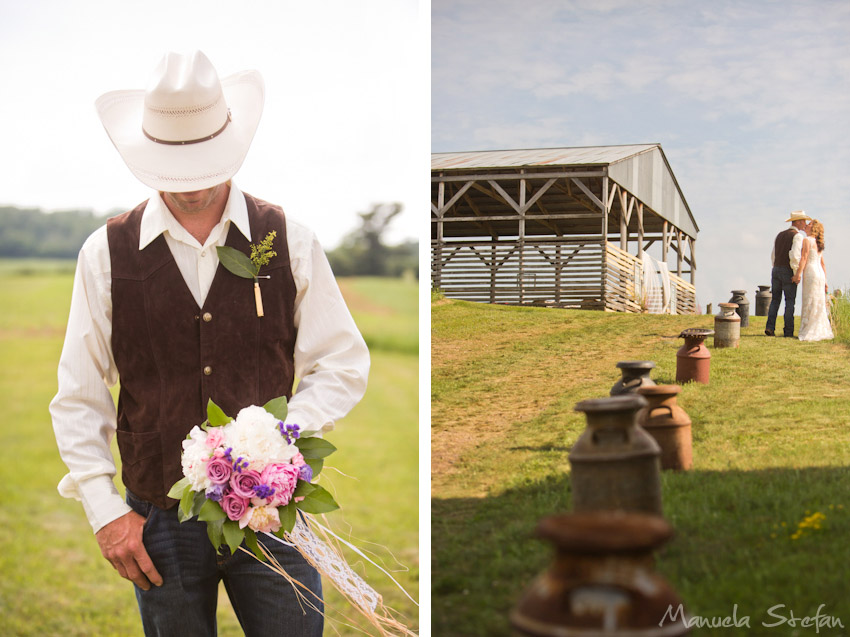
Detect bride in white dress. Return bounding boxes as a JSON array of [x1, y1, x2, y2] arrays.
[[793, 219, 833, 341]]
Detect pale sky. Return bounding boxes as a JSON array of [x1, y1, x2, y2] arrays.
[[432, 0, 850, 310], [0, 0, 427, 249]]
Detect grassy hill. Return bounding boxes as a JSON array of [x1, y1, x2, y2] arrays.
[[432, 298, 850, 636]]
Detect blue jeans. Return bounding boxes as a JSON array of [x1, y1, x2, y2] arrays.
[[127, 490, 323, 637], [765, 266, 797, 336]]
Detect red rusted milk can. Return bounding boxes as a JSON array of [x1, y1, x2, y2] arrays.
[[636, 385, 693, 471], [610, 360, 656, 396], [714, 303, 740, 348], [569, 395, 662, 515], [676, 328, 713, 384], [510, 511, 690, 637]]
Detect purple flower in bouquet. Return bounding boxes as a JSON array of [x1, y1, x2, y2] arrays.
[[221, 493, 249, 521], [230, 469, 262, 499], [277, 421, 301, 445], [205, 484, 226, 502], [298, 464, 313, 482], [252, 483, 277, 502], [261, 463, 300, 507], [206, 456, 233, 485]]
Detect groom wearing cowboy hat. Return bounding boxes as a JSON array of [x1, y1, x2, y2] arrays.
[[765, 209, 811, 337], [49, 51, 369, 635]]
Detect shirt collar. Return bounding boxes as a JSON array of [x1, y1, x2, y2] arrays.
[[138, 183, 252, 250]]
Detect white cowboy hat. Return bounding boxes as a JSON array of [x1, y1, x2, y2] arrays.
[[95, 50, 264, 192], [785, 210, 811, 222]]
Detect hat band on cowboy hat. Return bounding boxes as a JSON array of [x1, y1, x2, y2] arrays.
[[785, 210, 811, 222], [95, 50, 264, 192]]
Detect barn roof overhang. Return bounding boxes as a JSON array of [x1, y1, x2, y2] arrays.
[[431, 144, 698, 241]]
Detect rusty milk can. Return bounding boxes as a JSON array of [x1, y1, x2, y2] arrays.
[[569, 395, 662, 515], [510, 511, 690, 637], [610, 360, 657, 396], [714, 302, 740, 348], [675, 328, 712, 384], [755, 285, 771, 316], [728, 290, 750, 327], [636, 385, 693, 471]]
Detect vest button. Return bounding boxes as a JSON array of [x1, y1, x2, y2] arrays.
[[202, 312, 213, 322], [203, 366, 213, 376]]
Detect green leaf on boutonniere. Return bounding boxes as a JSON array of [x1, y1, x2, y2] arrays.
[[263, 396, 288, 422], [222, 519, 245, 556], [295, 437, 337, 459], [207, 399, 231, 427], [217, 245, 258, 279], [296, 484, 340, 514]]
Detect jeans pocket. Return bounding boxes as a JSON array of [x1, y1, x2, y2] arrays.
[[126, 489, 155, 527]]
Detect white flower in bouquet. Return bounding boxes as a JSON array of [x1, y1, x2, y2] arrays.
[[181, 425, 212, 490], [225, 405, 299, 468]]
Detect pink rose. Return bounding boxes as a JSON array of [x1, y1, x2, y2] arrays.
[[221, 493, 249, 521], [206, 457, 232, 485], [291, 452, 306, 467], [230, 469, 262, 499], [261, 463, 300, 507]]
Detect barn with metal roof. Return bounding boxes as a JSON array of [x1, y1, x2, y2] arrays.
[[431, 144, 699, 313]]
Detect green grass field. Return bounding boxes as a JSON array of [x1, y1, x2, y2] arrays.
[[432, 298, 850, 636], [0, 262, 418, 636]]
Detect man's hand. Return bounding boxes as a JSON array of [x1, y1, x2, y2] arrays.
[[792, 274, 801, 284], [95, 511, 163, 590]]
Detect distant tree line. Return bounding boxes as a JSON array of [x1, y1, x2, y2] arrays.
[[0, 206, 110, 259], [0, 203, 418, 278]]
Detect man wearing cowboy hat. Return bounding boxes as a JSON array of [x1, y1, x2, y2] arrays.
[[765, 209, 811, 337], [49, 51, 369, 635]]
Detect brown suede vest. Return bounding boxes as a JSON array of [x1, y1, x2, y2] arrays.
[[107, 193, 297, 508], [773, 227, 798, 268]]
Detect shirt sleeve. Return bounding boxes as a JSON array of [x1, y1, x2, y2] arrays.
[[789, 232, 803, 274], [284, 222, 370, 435], [49, 228, 131, 533]]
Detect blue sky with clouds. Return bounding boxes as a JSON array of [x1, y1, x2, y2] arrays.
[[432, 0, 850, 311]]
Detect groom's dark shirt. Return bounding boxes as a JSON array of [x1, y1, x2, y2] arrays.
[[773, 228, 797, 269]]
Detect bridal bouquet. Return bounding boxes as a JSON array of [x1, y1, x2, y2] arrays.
[[168, 396, 418, 636], [167, 396, 338, 560]]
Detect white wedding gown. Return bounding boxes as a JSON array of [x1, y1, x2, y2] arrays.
[[798, 236, 834, 342]]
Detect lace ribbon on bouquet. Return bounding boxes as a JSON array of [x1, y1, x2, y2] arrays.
[[257, 515, 418, 636]]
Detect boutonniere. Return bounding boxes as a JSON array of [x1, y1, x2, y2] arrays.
[[217, 231, 277, 317]]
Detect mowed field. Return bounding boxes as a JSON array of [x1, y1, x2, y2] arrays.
[[0, 260, 418, 636], [432, 297, 850, 636]]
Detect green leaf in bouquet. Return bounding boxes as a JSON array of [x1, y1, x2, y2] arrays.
[[243, 529, 266, 562], [217, 246, 258, 279], [296, 484, 340, 514], [293, 480, 316, 498], [263, 395, 288, 422], [198, 498, 227, 522], [304, 457, 324, 478], [207, 399, 232, 427], [295, 437, 337, 459], [277, 504, 297, 535], [222, 519, 245, 556], [167, 477, 191, 500], [206, 518, 224, 551], [179, 484, 197, 521]]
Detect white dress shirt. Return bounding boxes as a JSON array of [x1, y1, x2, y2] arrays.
[[50, 184, 369, 533]]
